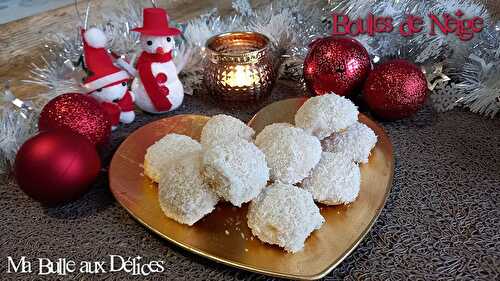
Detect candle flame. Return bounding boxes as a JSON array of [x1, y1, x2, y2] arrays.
[[224, 65, 258, 87]]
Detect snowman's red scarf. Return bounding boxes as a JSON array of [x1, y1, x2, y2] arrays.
[[135, 51, 173, 111]]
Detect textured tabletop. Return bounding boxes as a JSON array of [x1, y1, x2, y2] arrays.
[[0, 83, 499, 280]]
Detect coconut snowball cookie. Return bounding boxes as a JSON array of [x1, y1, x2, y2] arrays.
[[302, 152, 361, 205], [322, 122, 377, 163], [144, 133, 202, 183], [247, 182, 325, 253], [203, 139, 269, 207], [295, 94, 358, 140], [255, 123, 321, 184], [158, 151, 219, 226], [200, 114, 255, 147]]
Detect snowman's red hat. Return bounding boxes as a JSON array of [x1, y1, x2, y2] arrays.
[[132, 8, 181, 36], [82, 27, 129, 92]]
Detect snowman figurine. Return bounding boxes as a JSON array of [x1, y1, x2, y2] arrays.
[[131, 7, 184, 114], [81, 27, 135, 130]]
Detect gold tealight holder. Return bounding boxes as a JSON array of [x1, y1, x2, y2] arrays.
[[203, 32, 276, 103]]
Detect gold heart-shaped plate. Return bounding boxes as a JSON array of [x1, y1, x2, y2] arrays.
[[109, 97, 394, 280]]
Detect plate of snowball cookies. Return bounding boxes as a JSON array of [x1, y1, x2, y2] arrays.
[[110, 95, 394, 280]]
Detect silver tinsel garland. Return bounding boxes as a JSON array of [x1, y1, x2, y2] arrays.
[[1, 0, 498, 179], [0, 86, 39, 178]]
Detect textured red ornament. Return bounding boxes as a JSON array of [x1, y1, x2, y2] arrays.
[[14, 130, 101, 205], [363, 59, 428, 120], [303, 36, 371, 96], [38, 93, 111, 146]]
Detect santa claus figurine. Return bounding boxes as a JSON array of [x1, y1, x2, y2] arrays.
[[131, 7, 184, 114], [81, 27, 136, 130]]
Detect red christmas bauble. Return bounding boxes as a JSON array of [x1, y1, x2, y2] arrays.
[[14, 130, 101, 205], [39, 93, 111, 146], [303, 36, 371, 96], [363, 59, 428, 120]]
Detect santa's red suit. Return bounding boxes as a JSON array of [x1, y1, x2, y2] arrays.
[[99, 91, 134, 126]]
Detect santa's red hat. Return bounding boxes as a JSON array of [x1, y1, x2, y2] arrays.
[[82, 27, 130, 92], [132, 8, 181, 36]]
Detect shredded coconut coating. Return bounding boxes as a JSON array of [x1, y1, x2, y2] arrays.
[[144, 133, 202, 183], [247, 182, 325, 253], [200, 114, 255, 147], [203, 139, 269, 207], [158, 152, 219, 226], [322, 122, 377, 163], [302, 152, 361, 205], [255, 123, 321, 184], [295, 94, 359, 140]]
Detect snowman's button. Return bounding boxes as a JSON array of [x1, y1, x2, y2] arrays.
[[156, 73, 168, 84], [159, 86, 169, 95]]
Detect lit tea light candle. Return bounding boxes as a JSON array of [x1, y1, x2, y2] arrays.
[[203, 32, 276, 102], [224, 65, 259, 87]]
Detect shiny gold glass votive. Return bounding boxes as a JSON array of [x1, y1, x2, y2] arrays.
[[203, 32, 276, 103]]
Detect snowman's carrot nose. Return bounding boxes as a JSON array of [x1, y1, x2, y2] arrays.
[[156, 47, 165, 54]]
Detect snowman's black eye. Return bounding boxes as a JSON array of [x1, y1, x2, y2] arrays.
[[96, 88, 102, 92], [122, 82, 127, 86], [147, 40, 153, 46], [166, 37, 172, 42]]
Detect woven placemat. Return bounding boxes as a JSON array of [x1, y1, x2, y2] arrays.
[[1, 82, 499, 280]]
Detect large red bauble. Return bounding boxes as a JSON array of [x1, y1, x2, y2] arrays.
[[303, 36, 371, 96], [39, 93, 111, 146], [363, 59, 428, 120], [14, 130, 101, 205]]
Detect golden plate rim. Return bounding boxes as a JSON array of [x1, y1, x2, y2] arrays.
[[109, 100, 394, 280]]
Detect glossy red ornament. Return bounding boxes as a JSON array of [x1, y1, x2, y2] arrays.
[[363, 59, 428, 120], [39, 93, 111, 146], [14, 130, 101, 205], [303, 36, 371, 96]]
